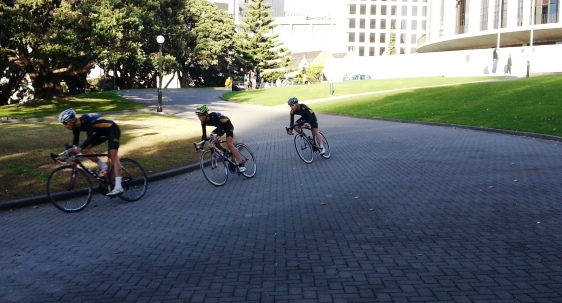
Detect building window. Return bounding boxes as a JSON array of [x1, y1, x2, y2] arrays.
[[359, 47, 365, 56], [360, 4, 366, 15], [349, 19, 356, 28], [349, 4, 356, 14], [379, 47, 386, 56], [457, 0, 467, 34], [381, 5, 387, 15], [401, 5, 408, 16], [359, 32, 365, 42], [381, 19, 387, 29], [371, 5, 377, 14], [391, 5, 397, 15], [380, 33, 386, 43], [517, 0, 524, 26], [360, 19, 366, 29], [348, 32, 356, 42], [369, 47, 375, 56], [370, 19, 377, 29], [370, 33, 376, 43], [481, 0, 489, 30], [411, 19, 417, 30], [411, 34, 417, 44], [493, 0, 507, 28], [412, 5, 418, 16], [534, 0, 560, 24]]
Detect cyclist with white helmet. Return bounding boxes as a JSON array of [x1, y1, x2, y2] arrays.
[[195, 105, 246, 173], [286, 97, 325, 154], [58, 108, 124, 195]]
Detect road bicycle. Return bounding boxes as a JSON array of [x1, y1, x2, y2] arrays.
[[47, 146, 148, 212], [194, 137, 257, 186], [285, 123, 331, 164]]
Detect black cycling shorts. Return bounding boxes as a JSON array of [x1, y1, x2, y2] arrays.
[[90, 124, 121, 151], [213, 121, 235, 138], [296, 116, 318, 129]]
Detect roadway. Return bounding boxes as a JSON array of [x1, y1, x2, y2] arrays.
[[1, 88, 561, 302]]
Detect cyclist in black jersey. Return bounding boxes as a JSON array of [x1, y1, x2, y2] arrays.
[[194, 105, 246, 173], [286, 97, 325, 154], [58, 108, 124, 195]]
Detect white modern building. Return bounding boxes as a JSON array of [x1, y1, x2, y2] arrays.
[[210, 0, 562, 78], [419, 0, 561, 52], [344, 0, 429, 56]]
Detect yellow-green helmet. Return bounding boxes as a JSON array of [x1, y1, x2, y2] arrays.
[[195, 105, 209, 116]]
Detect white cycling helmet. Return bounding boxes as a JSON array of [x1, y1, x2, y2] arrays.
[[58, 108, 76, 123]]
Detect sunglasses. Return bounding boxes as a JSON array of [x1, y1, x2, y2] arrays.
[[62, 120, 72, 125]]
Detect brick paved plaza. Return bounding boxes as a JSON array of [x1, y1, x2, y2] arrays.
[[1, 89, 561, 302]]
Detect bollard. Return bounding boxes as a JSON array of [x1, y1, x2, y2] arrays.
[[329, 81, 333, 96]]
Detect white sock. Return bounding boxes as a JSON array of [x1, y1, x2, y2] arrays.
[[98, 160, 108, 170], [115, 177, 123, 189]]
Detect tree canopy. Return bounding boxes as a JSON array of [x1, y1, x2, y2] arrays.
[[0, 0, 290, 105]]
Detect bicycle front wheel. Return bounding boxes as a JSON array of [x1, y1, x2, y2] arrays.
[[236, 143, 257, 178], [117, 158, 148, 202], [318, 132, 331, 159], [294, 134, 314, 164], [200, 150, 228, 186], [47, 166, 93, 213]]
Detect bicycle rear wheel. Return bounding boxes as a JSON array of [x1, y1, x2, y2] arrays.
[[318, 132, 331, 159], [236, 143, 257, 178], [294, 133, 314, 164], [117, 158, 148, 202], [200, 150, 228, 186], [47, 166, 93, 213]]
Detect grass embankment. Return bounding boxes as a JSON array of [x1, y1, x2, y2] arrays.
[[0, 92, 203, 204], [227, 75, 562, 137], [1, 75, 561, 204]]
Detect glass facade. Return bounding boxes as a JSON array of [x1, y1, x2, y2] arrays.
[[346, 0, 429, 56]]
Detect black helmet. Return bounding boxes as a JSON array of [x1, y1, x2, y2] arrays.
[[288, 97, 299, 106]]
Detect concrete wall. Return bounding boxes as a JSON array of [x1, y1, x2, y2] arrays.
[[323, 44, 562, 82]]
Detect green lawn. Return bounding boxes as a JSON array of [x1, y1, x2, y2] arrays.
[[224, 75, 562, 137]]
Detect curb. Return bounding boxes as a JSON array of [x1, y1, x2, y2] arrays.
[[0, 162, 200, 212]]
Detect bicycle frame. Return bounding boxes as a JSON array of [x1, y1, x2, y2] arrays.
[[51, 152, 113, 189], [286, 124, 320, 151], [194, 137, 257, 186], [194, 139, 241, 169], [285, 122, 330, 163]]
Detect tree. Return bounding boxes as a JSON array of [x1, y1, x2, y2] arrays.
[[240, 0, 290, 73], [176, 0, 242, 87], [0, 0, 122, 101], [387, 32, 397, 55]]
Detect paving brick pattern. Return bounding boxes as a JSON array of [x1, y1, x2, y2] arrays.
[[1, 89, 562, 302]]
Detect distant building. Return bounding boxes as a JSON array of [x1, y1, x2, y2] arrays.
[[344, 0, 429, 56], [418, 0, 562, 52]]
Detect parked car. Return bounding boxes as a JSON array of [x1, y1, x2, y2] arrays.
[[350, 74, 371, 80]]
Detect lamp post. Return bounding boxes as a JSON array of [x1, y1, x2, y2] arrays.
[[156, 35, 165, 112]]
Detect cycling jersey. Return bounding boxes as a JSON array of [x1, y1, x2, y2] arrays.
[[201, 112, 234, 140], [72, 114, 121, 150], [290, 104, 318, 129]]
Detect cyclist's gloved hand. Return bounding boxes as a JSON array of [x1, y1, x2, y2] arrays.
[[303, 123, 311, 128], [287, 129, 293, 135]]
